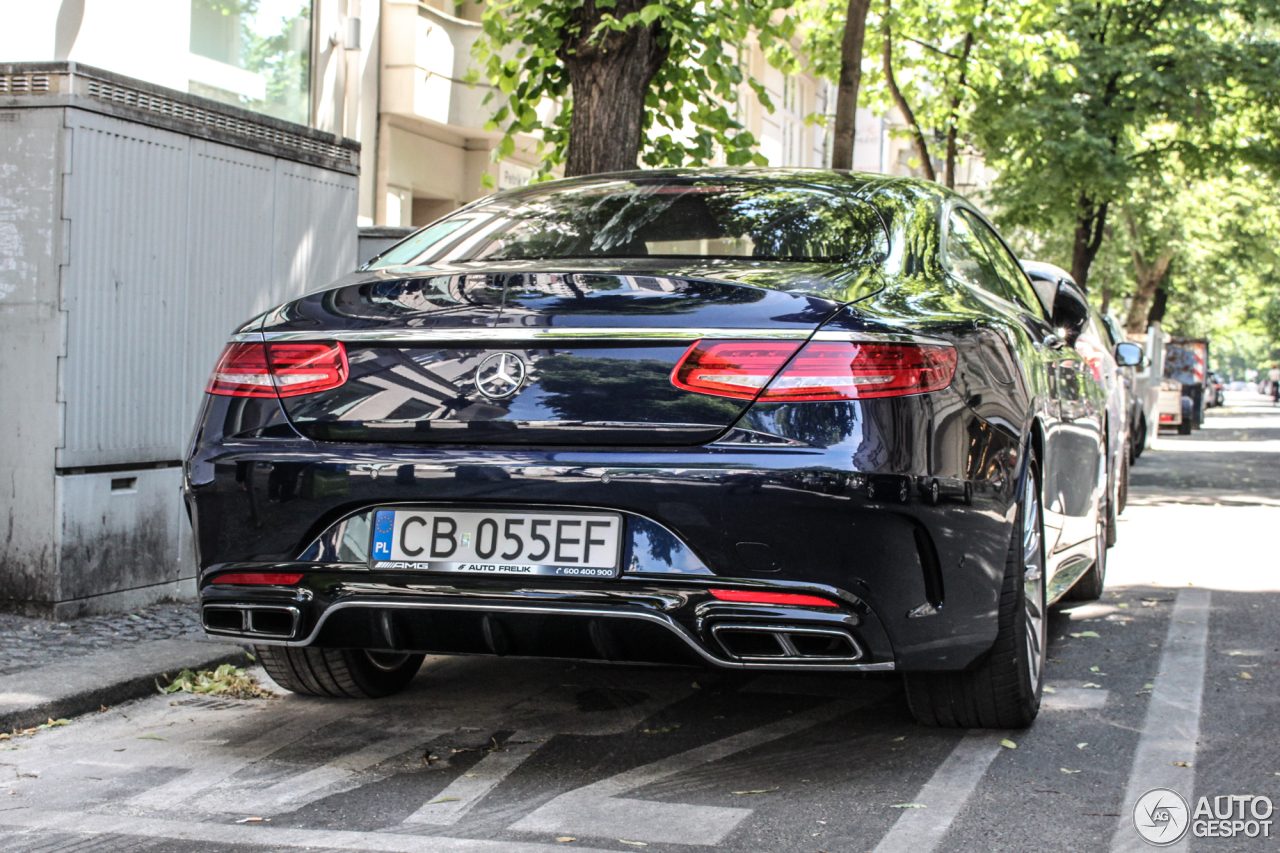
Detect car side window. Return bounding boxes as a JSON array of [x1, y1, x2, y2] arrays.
[[943, 210, 1012, 302], [962, 211, 1050, 319]]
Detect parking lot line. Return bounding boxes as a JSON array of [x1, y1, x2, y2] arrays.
[[0, 808, 618, 853], [402, 732, 545, 826], [870, 731, 1007, 853], [510, 696, 876, 845], [206, 732, 434, 815], [129, 705, 351, 809], [1109, 587, 1210, 853]]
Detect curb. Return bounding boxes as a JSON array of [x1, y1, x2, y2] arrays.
[[0, 638, 251, 732]]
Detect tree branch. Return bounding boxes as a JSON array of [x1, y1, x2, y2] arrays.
[[883, 17, 935, 182]]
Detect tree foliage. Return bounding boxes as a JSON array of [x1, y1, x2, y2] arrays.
[[471, 0, 796, 180], [971, 0, 1280, 289]]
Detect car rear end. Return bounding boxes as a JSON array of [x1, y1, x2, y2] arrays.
[[185, 174, 1020, 676]]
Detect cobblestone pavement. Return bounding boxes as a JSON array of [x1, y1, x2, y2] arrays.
[[0, 602, 204, 678]]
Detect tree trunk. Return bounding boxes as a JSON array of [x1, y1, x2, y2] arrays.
[[942, 32, 975, 189], [830, 0, 873, 170], [560, 0, 668, 177], [1123, 212, 1173, 334], [1071, 194, 1109, 291], [882, 21, 935, 182]]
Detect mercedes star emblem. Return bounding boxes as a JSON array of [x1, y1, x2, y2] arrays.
[[475, 352, 527, 399]]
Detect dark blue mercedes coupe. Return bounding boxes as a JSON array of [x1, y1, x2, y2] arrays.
[[186, 169, 1114, 728]]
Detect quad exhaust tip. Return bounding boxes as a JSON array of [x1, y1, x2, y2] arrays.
[[202, 604, 300, 639], [711, 623, 863, 662]]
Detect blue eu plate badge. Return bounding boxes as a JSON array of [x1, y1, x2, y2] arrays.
[[372, 510, 396, 561]]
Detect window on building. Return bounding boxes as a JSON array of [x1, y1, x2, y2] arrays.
[[188, 0, 312, 126]]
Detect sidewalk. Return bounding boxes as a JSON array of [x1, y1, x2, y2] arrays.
[[0, 602, 249, 732]]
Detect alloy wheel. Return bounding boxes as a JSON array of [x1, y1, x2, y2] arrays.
[[1022, 480, 1046, 689]]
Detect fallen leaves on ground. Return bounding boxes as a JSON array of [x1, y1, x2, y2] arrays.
[[1061, 769, 1081, 774], [890, 803, 927, 808], [555, 838, 576, 843], [161, 664, 276, 700], [1000, 739, 1017, 749], [1077, 743, 1088, 749], [136, 734, 168, 741], [1043, 686, 1057, 694], [1174, 761, 1191, 767], [618, 840, 648, 847], [732, 788, 778, 795], [1069, 631, 1101, 639], [234, 817, 268, 823], [1082, 683, 1103, 689], [641, 725, 680, 735], [429, 797, 461, 804], [3, 719, 71, 740], [1240, 672, 1254, 679]]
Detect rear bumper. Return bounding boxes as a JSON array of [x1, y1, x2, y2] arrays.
[[188, 416, 1024, 671], [199, 575, 895, 671]]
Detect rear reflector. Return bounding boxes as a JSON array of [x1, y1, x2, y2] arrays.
[[210, 573, 304, 585], [708, 588, 838, 608], [672, 339, 956, 402], [207, 341, 348, 398]]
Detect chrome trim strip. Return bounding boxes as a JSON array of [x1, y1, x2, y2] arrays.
[[810, 330, 952, 346], [254, 327, 814, 344], [235, 598, 894, 672]]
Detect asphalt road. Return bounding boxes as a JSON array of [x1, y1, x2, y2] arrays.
[[3, 391, 1278, 853]]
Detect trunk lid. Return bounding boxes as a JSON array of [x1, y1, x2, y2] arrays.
[[259, 262, 875, 446]]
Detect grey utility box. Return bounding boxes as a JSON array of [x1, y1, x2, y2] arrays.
[[0, 62, 359, 618]]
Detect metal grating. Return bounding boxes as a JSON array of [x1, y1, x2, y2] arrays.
[[0, 73, 50, 93], [83, 78, 352, 163]]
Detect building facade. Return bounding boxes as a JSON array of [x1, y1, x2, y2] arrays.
[[1, 0, 984, 232]]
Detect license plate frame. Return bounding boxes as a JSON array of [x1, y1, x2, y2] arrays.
[[368, 506, 624, 579]]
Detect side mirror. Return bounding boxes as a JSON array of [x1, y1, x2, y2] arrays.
[[1114, 341, 1144, 367], [1051, 280, 1090, 346]]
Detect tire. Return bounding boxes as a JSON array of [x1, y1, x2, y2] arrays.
[[904, 454, 1046, 729], [1177, 419, 1192, 436], [1131, 415, 1146, 461], [1118, 441, 1130, 515], [255, 645, 424, 698], [1066, 508, 1108, 602]]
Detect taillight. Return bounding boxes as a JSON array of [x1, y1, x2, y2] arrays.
[[209, 573, 303, 584], [708, 588, 838, 608], [671, 341, 803, 399], [671, 339, 956, 402], [206, 341, 348, 398]]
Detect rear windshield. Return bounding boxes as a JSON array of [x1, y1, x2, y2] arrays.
[[369, 180, 886, 267]]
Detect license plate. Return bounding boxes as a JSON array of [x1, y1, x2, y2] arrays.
[[369, 508, 623, 578]]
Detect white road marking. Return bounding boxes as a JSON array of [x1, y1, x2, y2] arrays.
[[1042, 687, 1110, 710], [129, 706, 351, 809], [0, 808, 617, 853], [1110, 587, 1210, 853], [207, 733, 432, 815], [510, 698, 867, 845], [402, 733, 545, 826], [870, 731, 1007, 853]]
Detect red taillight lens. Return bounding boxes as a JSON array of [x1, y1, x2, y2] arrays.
[[671, 339, 957, 402], [210, 573, 303, 585], [206, 342, 348, 398], [708, 588, 838, 608], [760, 341, 956, 401], [671, 341, 803, 399]]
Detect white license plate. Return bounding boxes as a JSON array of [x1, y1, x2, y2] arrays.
[[369, 508, 623, 578]]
